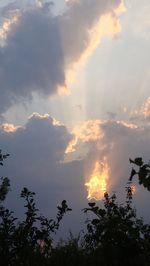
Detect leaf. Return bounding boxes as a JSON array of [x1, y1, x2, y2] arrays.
[[91, 219, 100, 225], [88, 202, 96, 207], [129, 168, 137, 181], [98, 209, 106, 217], [129, 158, 135, 164], [134, 157, 143, 166], [67, 208, 72, 211], [62, 200, 67, 205], [129, 157, 143, 166]]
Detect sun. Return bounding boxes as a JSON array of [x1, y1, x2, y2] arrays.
[[85, 160, 109, 201]]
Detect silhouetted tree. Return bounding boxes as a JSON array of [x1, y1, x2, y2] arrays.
[[0, 150, 72, 266], [83, 186, 150, 266], [0, 152, 150, 266]]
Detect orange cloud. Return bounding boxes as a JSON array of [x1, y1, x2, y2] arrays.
[[131, 97, 150, 120], [65, 120, 104, 154], [65, 1, 126, 86], [0, 12, 20, 43], [116, 120, 138, 129], [141, 97, 150, 118], [65, 117, 137, 155], [0, 123, 19, 133]]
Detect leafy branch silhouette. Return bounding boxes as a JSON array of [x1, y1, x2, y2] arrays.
[[0, 151, 150, 266]]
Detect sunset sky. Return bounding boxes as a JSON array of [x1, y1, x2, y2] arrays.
[[0, 0, 150, 236]]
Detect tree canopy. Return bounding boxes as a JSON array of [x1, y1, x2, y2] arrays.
[[0, 152, 150, 266]]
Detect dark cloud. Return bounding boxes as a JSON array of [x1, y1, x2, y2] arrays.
[[0, 113, 85, 235], [0, 0, 122, 114], [61, 0, 121, 64], [0, 5, 65, 113], [0, 113, 72, 171]]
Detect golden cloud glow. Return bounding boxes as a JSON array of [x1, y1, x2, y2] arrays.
[[0, 123, 18, 133], [57, 84, 70, 96], [79, 13, 121, 64], [141, 97, 150, 118], [131, 185, 137, 195], [0, 14, 20, 43], [131, 97, 150, 120], [65, 120, 103, 154], [85, 160, 109, 200], [28, 112, 50, 120], [65, 1, 126, 86], [114, 1, 126, 15], [28, 112, 63, 127], [52, 118, 61, 126], [65, 117, 138, 155], [117, 120, 138, 129]]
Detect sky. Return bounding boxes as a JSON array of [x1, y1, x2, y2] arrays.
[[0, 0, 150, 237]]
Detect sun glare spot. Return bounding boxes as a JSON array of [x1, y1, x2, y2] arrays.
[[131, 185, 137, 195], [85, 160, 109, 201]]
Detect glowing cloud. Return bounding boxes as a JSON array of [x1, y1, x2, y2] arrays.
[[63, 1, 126, 86], [116, 120, 138, 129], [0, 0, 125, 114], [0, 13, 20, 43], [131, 97, 150, 121], [65, 120, 104, 154], [0, 123, 19, 132], [141, 97, 150, 119], [65, 118, 139, 155], [77, 6, 124, 65], [85, 160, 109, 200]]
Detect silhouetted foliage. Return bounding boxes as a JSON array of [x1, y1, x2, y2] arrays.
[[83, 186, 150, 265], [0, 150, 10, 202], [129, 157, 150, 190], [0, 150, 72, 265], [0, 152, 150, 266]]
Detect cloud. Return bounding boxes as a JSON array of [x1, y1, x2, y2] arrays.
[[130, 97, 150, 122], [0, 3, 66, 113], [65, 119, 137, 156], [61, 0, 125, 84], [65, 119, 150, 205], [1, 112, 71, 165], [0, 113, 85, 235], [61, 0, 125, 65], [65, 120, 104, 153], [141, 97, 150, 119], [0, 0, 124, 114]]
